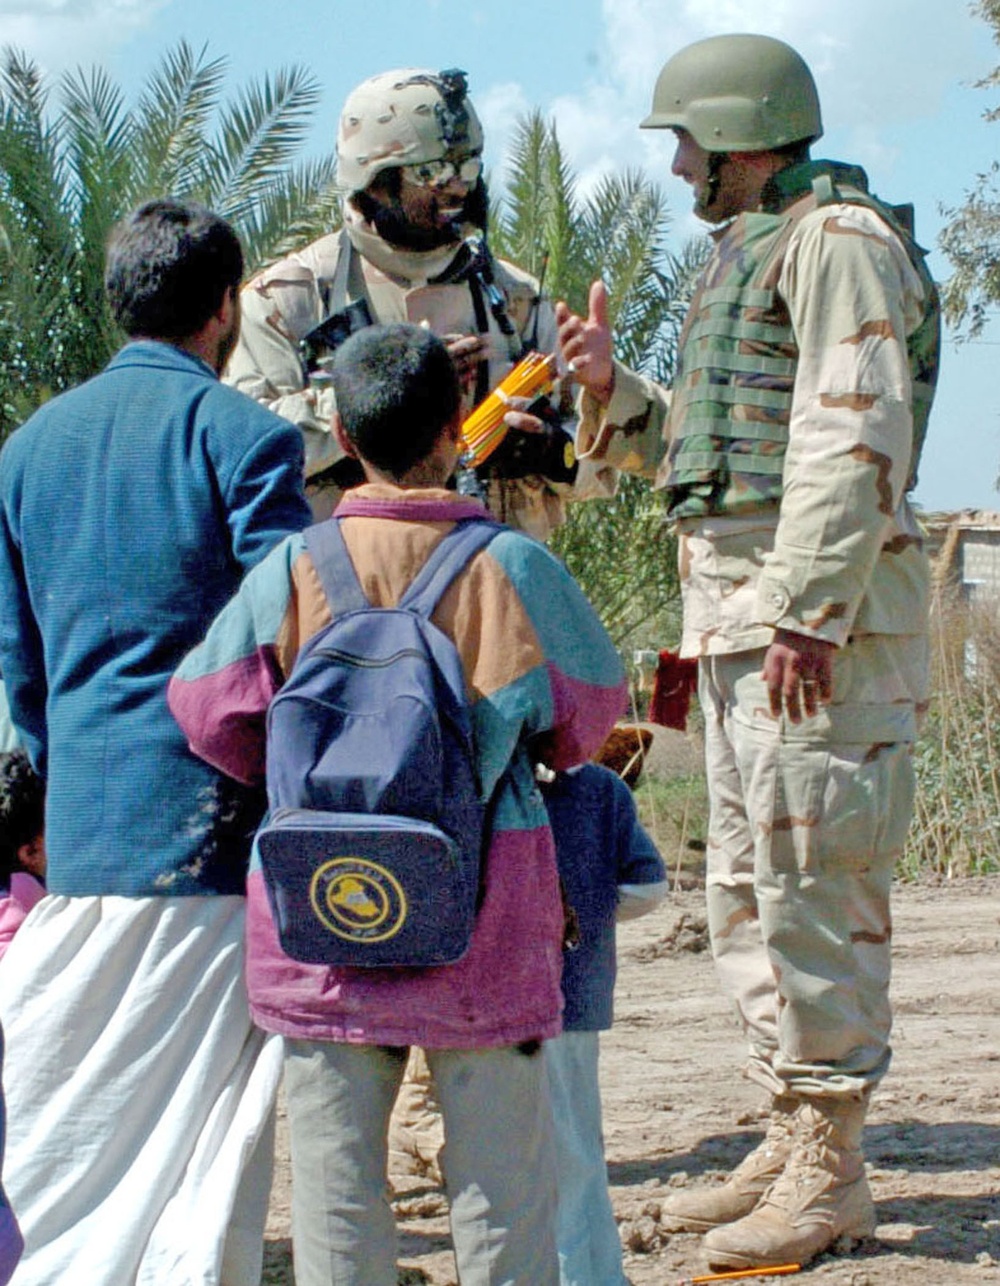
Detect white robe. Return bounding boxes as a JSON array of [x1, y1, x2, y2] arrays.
[[0, 895, 281, 1286]]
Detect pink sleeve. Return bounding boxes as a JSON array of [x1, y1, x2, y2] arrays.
[[0, 873, 45, 961]]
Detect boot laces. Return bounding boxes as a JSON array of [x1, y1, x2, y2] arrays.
[[734, 1107, 797, 1183], [762, 1117, 849, 1213]]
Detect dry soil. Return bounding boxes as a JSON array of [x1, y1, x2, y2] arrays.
[[262, 874, 1000, 1285]]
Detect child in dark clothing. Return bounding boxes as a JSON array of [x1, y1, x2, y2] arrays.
[[0, 749, 46, 962], [542, 758, 667, 1286]]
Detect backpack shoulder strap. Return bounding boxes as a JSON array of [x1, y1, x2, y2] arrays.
[[303, 519, 370, 617], [400, 519, 502, 620]]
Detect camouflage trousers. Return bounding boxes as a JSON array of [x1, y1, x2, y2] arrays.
[[699, 633, 928, 1100]]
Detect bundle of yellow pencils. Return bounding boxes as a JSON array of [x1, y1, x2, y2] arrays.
[[460, 351, 557, 467]]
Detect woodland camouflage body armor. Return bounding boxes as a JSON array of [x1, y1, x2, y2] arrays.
[[664, 160, 941, 521]]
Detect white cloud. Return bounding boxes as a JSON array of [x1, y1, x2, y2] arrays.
[[0, 0, 168, 79], [473, 0, 996, 220], [597, 0, 988, 127], [477, 79, 532, 169]]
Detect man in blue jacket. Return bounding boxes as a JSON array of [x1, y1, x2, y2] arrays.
[[0, 200, 311, 1285]]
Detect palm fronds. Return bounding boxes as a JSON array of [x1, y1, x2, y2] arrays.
[[0, 41, 338, 440], [490, 110, 709, 647], [132, 42, 228, 199], [202, 64, 323, 223]]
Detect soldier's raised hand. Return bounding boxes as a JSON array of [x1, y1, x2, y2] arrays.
[[555, 280, 615, 406]]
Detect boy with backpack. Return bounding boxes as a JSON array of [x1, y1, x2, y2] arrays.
[[169, 322, 627, 1285]]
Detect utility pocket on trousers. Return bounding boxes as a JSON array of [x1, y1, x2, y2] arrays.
[[759, 739, 913, 878]]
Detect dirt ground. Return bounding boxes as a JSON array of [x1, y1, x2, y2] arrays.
[[262, 873, 1000, 1285]]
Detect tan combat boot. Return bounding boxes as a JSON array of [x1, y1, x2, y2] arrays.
[[661, 1094, 799, 1232], [702, 1096, 877, 1270]]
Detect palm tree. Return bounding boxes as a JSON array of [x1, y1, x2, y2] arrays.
[[0, 41, 341, 439], [489, 112, 708, 649]]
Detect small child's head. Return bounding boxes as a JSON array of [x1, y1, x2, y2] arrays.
[[0, 749, 45, 882], [331, 322, 462, 484]]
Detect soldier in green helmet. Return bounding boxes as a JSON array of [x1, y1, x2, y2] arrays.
[[557, 32, 940, 1273], [225, 67, 615, 536]]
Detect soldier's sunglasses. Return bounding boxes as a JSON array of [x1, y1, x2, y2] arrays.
[[401, 155, 483, 189]]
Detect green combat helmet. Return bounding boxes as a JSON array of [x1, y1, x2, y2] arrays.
[[336, 68, 484, 195], [641, 33, 823, 152]]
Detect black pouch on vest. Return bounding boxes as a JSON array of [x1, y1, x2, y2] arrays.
[[300, 298, 375, 375]]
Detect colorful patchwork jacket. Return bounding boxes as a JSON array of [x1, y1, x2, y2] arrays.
[[169, 485, 627, 1048]]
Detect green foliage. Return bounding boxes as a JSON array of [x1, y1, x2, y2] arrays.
[[634, 769, 708, 876], [0, 40, 340, 441], [904, 590, 1000, 878], [490, 112, 709, 646], [939, 0, 1000, 334], [939, 163, 1000, 336], [551, 472, 681, 648]]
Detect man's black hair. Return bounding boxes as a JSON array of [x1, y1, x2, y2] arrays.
[[0, 748, 44, 880], [105, 199, 244, 340], [331, 323, 460, 477]]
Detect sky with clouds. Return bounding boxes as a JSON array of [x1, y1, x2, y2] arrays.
[[2, 0, 999, 512]]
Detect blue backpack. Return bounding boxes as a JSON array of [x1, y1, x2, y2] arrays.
[[256, 516, 501, 968]]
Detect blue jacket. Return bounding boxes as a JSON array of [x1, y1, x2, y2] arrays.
[[544, 764, 665, 1030], [0, 341, 312, 896]]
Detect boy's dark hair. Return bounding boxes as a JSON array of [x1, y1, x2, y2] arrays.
[[105, 199, 244, 340], [331, 323, 460, 477], [0, 748, 44, 879]]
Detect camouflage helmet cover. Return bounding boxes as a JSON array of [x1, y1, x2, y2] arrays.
[[337, 68, 485, 194], [641, 34, 823, 152]]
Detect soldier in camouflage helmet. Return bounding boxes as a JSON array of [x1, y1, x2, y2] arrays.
[[557, 32, 940, 1273], [224, 67, 615, 536]]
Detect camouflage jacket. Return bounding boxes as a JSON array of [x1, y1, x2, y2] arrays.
[[576, 160, 938, 657], [225, 211, 616, 538]]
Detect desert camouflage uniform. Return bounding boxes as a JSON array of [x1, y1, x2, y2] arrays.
[[576, 160, 940, 1098], [225, 211, 615, 537]]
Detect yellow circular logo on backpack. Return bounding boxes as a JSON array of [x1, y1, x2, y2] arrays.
[[310, 857, 407, 943], [564, 439, 576, 470]]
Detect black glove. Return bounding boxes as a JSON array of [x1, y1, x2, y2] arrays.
[[480, 401, 578, 484]]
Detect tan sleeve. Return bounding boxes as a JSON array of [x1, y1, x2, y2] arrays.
[[756, 204, 927, 644], [224, 264, 343, 478], [574, 361, 671, 482]]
